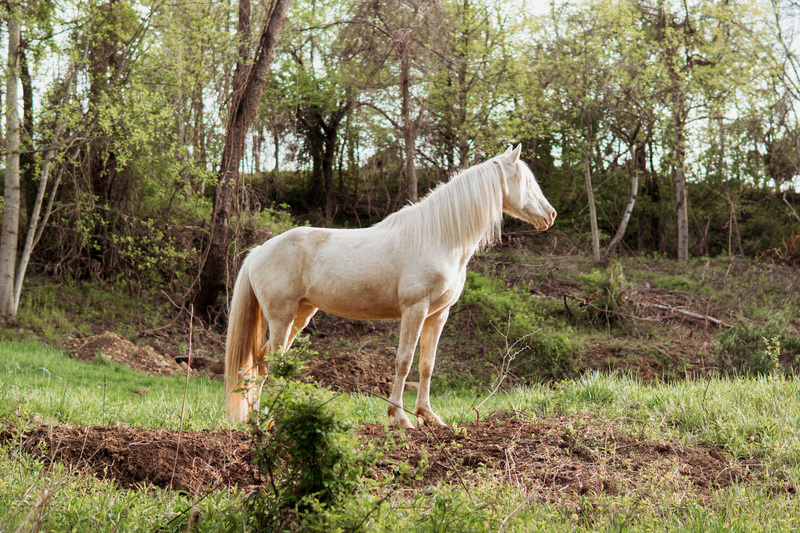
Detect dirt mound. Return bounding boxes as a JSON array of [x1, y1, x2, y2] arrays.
[[63, 326, 396, 392], [1, 424, 261, 493], [299, 318, 398, 396], [1, 415, 771, 504], [65, 331, 183, 376], [64, 331, 223, 378], [301, 346, 395, 396], [368, 414, 764, 505]]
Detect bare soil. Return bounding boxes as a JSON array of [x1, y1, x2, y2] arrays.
[[1, 414, 775, 505]]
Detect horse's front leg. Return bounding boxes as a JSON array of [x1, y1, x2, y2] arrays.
[[388, 303, 428, 428], [415, 307, 449, 427]]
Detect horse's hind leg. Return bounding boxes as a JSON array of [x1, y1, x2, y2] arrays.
[[287, 302, 318, 348], [247, 302, 315, 412], [415, 307, 449, 427], [260, 302, 318, 369]]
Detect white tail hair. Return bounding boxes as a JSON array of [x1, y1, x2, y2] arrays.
[[224, 255, 265, 422]]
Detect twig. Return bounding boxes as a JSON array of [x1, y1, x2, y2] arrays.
[[472, 322, 537, 415], [783, 193, 800, 224], [170, 304, 194, 486]]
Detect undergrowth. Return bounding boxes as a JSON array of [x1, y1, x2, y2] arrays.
[[7, 277, 174, 344], [449, 270, 580, 382], [245, 345, 407, 531]]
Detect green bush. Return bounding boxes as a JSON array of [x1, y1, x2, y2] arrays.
[[246, 347, 379, 531], [577, 262, 630, 328], [454, 271, 579, 381], [716, 316, 800, 376], [237, 203, 302, 237]]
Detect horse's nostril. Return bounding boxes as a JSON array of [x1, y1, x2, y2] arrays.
[[550, 210, 557, 223]]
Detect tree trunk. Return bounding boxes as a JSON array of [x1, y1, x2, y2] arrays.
[[399, 37, 417, 203], [457, 47, 469, 169], [20, 48, 36, 221], [673, 108, 689, 260], [718, 117, 743, 258], [193, 0, 292, 318], [603, 143, 643, 262], [0, 16, 21, 318], [300, 103, 350, 221], [323, 129, 337, 221], [583, 146, 600, 263], [12, 42, 83, 316]]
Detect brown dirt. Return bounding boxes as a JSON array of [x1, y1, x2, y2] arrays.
[[1, 424, 260, 493], [368, 414, 768, 505], [1, 414, 772, 504], [299, 317, 397, 396], [64, 331, 224, 378]]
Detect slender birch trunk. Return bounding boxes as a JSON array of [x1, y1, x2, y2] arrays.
[[0, 16, 21, 318], [583, 146, 601, 263]]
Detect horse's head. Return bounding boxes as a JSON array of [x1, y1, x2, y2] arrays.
[[495, 144, 557, 231]]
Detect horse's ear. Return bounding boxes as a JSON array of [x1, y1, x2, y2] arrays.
[[511, 144, 522, 162], [503, 145, 513, 156]]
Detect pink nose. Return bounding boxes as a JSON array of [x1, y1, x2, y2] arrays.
[[549, 209, 557, 225]]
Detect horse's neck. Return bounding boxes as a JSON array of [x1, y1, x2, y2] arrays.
[[429, 162, 502, 252]]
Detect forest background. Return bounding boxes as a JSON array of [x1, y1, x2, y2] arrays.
[[1, 0, 799, 324]]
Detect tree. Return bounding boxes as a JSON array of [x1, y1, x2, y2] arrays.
[[426, 0, 518, 170], [355, 0, 443, 203], [535, 1, 613, 263], [0, 9, 22, 318], [265, 0, 368, 220], [193, 0, 292, 318]]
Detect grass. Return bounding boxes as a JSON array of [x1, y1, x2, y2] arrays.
[[10, 277, 175, 343], [0, 340, 227, 430], [2, 340, 800, 530]]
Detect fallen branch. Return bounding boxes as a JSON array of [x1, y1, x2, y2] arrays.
[[645, 303, 733, 329]]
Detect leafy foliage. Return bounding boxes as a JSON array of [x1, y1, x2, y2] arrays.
[[716, 317, 800, 377], [577, 263, 630, 328], [247, 346, 380, 530], [453, 271, 579, 381]]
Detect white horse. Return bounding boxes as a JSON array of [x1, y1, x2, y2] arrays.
[[225, 145, 556, 427]]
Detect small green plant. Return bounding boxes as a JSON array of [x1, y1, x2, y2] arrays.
[[578, 262, 630, 328], [764, 336, 782, 380], [717, 317, 800, 376]]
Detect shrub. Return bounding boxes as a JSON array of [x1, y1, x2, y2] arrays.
[[577, 262, 630, 328], [716, 316, 800, 376], [246, 347, 379, 531], [453, 271, 579, 382]]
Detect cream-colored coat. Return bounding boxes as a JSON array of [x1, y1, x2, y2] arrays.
[[225, 145, 556, 427]]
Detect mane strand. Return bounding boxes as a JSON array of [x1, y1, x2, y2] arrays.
[[376, 158, 505, 254]]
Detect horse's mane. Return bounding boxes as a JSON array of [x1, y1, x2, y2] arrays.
[[376, 157, 508, 254]]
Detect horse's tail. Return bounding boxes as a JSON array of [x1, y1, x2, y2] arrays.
[[225, 254, 265, 422]]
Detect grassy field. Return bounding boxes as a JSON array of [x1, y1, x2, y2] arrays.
[[2, 338, 799, 532]]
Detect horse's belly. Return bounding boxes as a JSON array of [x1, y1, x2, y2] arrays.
[[307, 298, 402, 320], [302, 281, 402, 320]]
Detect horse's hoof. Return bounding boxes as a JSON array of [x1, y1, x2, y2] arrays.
[[417, 414, 447, 428], [394, 418, 415, 429]]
